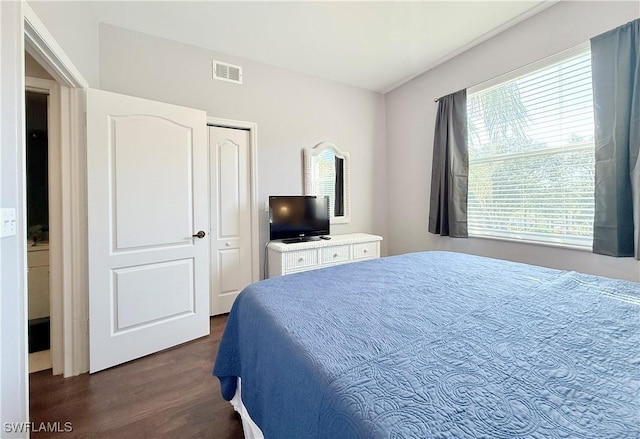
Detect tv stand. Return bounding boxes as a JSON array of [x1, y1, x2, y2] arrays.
[[267, 233, 382, 278]]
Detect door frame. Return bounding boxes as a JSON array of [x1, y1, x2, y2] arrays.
[[23, 2, 89, 378], [207, 117, 260, 285]]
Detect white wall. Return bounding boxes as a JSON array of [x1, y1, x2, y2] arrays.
[[385, 1, 640, 282], [1, 2, 29, 436], [99, 24, 388, 267]]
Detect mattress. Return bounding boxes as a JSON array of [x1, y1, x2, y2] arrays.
[[230, 378, 264, 439], [214, 251, 640, 438]]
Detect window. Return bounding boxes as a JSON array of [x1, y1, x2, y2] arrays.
[[467, 45, 595, 248]]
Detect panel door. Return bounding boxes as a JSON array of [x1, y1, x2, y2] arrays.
[[209, 126, 253, 315], [87, 89, 209, 373]]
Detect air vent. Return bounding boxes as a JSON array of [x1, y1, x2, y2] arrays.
[[212, 60, 243, 84]]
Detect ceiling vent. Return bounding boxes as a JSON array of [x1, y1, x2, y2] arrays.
[[212, 60, 243, 84]]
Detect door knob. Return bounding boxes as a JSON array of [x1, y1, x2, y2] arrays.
[[192, 231, 206, 239]]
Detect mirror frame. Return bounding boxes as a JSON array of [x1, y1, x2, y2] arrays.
[[303, 141, 351, 224]]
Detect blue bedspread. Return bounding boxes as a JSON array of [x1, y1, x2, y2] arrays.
[[213, 251, 640, 438]]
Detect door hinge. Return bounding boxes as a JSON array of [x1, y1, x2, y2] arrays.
[[84, 111, 87, 127]]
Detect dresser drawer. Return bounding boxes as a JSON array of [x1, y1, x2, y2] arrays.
[[284, 249, 319, 270], [321, 245, 351, 264], [267, 233, 383, 278], [353, 242, 378, 260]]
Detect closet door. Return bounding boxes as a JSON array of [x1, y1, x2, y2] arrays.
[[209, 126, 253, 315]]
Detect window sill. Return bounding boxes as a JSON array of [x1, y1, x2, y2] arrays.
[[468, 233, 593, 253]]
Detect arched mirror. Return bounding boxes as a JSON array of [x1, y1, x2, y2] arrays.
[[303, 142, 350, 224]]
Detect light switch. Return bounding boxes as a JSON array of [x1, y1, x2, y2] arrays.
[[1, 208, 17, 238]]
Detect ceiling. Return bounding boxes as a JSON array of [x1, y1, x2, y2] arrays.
[[89, 1, 553, 93]]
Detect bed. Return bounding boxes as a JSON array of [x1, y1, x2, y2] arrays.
[[213, 251, 640, 438]]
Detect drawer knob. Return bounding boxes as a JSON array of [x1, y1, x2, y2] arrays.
[[364, 249, 368, 253], [298, 257, 304, 262], [333, 253, 338, 258]]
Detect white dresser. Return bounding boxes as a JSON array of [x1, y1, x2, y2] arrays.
[[267, 233, 383, 278]]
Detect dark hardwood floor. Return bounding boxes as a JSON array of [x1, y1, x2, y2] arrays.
[[30, 315, 244, 438]]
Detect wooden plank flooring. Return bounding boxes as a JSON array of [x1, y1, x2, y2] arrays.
[[30, 315, 244, 438]]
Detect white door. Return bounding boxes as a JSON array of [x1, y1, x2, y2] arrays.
[[87, 89, 209, 373], [209, 126, 253, 315]]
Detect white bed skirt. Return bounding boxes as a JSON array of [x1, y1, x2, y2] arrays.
[[230, 378, 265, 439]]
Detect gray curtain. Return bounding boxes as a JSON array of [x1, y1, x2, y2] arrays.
[[334, 156, 344, 216], [591, 19, 639, 259], [428, 90, 468, 237]]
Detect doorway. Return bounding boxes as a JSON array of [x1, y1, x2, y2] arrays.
[[25, 88, 51, 372], [24, 53, 64, 376]]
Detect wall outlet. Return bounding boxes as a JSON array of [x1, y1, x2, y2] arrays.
[[1, 208, 17, 238]]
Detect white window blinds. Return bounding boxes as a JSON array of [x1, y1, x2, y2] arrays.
[[467, 46, 595, 248]]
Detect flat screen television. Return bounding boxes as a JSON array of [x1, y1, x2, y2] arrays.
[[269, 195, 330, 242]]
